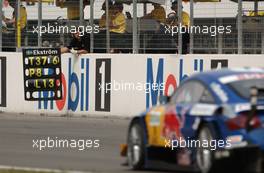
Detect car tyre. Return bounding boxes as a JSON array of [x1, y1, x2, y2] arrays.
[[127, 120, 145, 170], [196, 124, 216, 173]]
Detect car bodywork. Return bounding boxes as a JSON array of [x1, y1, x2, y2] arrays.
[[122, 68, 264, 172]]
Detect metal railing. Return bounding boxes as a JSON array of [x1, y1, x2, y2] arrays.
[[0, 0, 263, 54]]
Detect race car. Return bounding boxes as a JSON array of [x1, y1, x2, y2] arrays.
[[121, 68, 264, 173]]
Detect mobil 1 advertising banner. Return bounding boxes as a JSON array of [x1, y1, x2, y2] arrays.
[[35, 54, 263, 116], [0, 50, 264, 116], [35, 54, 262, 117]]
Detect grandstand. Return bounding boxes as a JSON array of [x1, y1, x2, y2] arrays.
[[0, 0, 263, 54]]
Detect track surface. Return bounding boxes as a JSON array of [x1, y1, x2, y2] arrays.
[[0, 113, 165, 173]]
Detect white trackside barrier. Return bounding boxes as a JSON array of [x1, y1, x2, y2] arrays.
[[0, 52, 263, 117]]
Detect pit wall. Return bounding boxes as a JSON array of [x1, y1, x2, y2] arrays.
[[0, 53, 263, 117]]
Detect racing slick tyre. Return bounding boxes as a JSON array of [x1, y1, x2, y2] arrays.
[[127, 120, 145, 170], [196, 124, 217, 173]]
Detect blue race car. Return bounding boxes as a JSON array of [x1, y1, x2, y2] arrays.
[[121, 68, 264, 173]]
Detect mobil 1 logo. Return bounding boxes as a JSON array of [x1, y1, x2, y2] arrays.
[[95, 59, 111, 112], [22, 48, 62, 101]]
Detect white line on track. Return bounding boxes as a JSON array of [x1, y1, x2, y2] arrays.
[[0, 165, 92, 173]]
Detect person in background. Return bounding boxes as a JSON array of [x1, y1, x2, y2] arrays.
[[98, 1, 127, 53], [109, 3, 126, 34], [99, 1, 115, 29], [248, 11, 264, 16], [109, 2, 127, 53], [99, 1, 127, 53], [142, 3, 166, 23], [56, 0, 88, 20], [2, 14, 8, 31], [61, 31, 90, 55], [99, 1, 126, 34], [146, 12, 177, 54], [171, 0, 190, 54], [6, 2, 27, 30], [2, 1, 27, 51]]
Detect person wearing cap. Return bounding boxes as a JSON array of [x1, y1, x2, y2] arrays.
[[171, 0, 190, 54], [61, 31, 90, 55], [142, 3, 166, 23], [171, 0, 190, 27]]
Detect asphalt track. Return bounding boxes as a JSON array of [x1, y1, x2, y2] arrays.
[[0, 113, 166, 173]]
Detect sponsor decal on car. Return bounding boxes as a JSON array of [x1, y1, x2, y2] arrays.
[[219, 73, 264, 84], [149, 110, 162, 126], [210, 82, 228, 102], [189, 103, 218, 116], [234, 103, 251, 112]]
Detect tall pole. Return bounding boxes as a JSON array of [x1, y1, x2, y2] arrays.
[[16, 0, 21, 51], [178, 0, 182, 55], [261, 19, 264, 54], [38, 0, 42, 47], [254, 0, 258, 16], [132, 0, 138, 53], [261, 31, 264, 54], [90, 0, 94, 53], [79, 0, 84, 25], [237, 0, 242, 54], [143, 3, 147, 15], [190, 0, 193, 54], [218, 18, 223, 54], [0, 0, 3, 51], [106, 0, 110, 53]]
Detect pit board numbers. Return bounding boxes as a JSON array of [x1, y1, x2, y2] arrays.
[[22, 48, 62, 101]]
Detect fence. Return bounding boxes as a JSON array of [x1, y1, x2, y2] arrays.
[[0, 0, 264, 54]]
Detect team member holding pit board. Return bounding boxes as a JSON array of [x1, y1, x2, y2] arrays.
[[61, 31, 90, 55]]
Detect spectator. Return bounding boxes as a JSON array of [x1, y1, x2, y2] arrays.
[[99, 1, 115, 29], [248, 11, 264, 16], [99, 1, 127, 33], [146, 12, 177, 54], [5, 1, 27, 49], [109, 2, 127, 53], [56, 0, 87, 20], [2, 1, 27, 51], [142, 3, 166, 23], [171, 0, 190, 54], [61, 31, 90, 55], [7, 2, 27, 30], [1, 14, 8, 32], [98, 1, 127, 53], [109, 3, 126, 34], [166, 12, 178, 26]]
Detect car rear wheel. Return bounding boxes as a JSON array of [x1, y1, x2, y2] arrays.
[[196, 125, 215, 173], [127, 120, 145, 170]]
